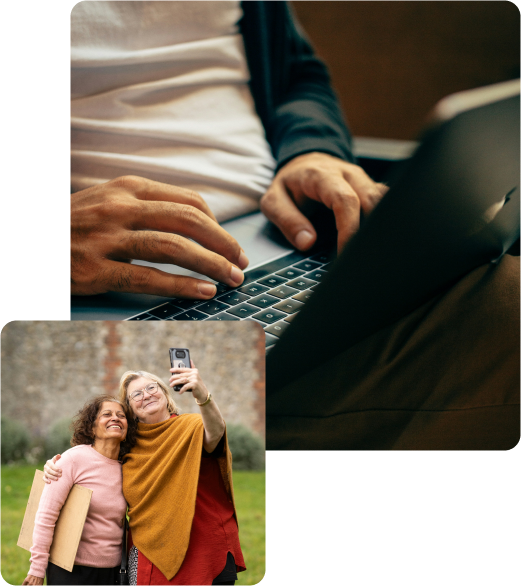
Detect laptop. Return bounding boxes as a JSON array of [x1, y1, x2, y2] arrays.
[[71, 80, 520, 371], [70, 139, 413, 322], [267, 79, 520, 392]]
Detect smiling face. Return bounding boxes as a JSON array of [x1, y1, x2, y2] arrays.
[[92, 401, 128, 443], [126, 376, 170, 424]]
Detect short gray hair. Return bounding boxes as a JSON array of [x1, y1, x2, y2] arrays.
[[118, 370, 180, 417]]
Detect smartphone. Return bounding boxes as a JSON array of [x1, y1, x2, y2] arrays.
[[169, 348, 191, 392]]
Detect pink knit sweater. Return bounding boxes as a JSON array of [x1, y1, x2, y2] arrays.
[[29, 444, 126, 578]]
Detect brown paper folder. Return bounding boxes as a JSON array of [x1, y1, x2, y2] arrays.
[[17, 469, 93, 572]]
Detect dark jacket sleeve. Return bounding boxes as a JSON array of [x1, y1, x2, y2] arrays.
[[240, 1, 355, 172]]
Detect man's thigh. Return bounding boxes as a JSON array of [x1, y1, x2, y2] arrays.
[[267, 255, 520, 450]]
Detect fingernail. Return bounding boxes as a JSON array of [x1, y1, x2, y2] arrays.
[[198, 283, 217, 297], [238, 249, 249, 269], [295, 230, 314, 250], [230, 265, 244, 285]]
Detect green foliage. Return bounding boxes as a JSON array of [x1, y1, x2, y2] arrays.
[[44, 418, 73, 461], [227, 424, 265, 471], [1, 417, 30, 464]]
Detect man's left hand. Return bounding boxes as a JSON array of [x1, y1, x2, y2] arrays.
[[260, 152, 388, 252]]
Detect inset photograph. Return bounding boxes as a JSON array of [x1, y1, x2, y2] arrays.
[[1, 321, 265, 586]]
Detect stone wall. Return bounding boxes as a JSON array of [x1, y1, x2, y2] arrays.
[[1, 321, 265, 440]]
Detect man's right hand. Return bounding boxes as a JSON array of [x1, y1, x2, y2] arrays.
[[71, 176, 249, 297]]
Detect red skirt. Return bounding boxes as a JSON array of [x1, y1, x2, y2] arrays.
[[129, 454, 245, 585]]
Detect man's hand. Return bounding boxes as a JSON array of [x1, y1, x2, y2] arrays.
[[260, 152, 388, 252], [71, 176, 249, 297]]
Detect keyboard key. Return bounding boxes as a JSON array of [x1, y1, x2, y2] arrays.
[[305, 269, 328, 282], [284, 313, 299, 323], [253, 308, 286, 324], [310, 252, 335, 263], [196, 300, 230, 315], [173, 309, 208, 321], [273, 299, 304, 314], [293, 260, 321, 272], [217, 291, 250, 305], [128, 313, 153, 321], [267, 285, 300, 299], [148, 303, 183, 319], [237, 283, 269, 296], [285, 277, 316, 291], [206, 312, 239, 321], [257, 275, 287, 288], [275, 267, 305, 279], [240, 251, 306, 285], [264, 321, 291, 337], [226, 303, 260, 318], [247, 294, 279, 308], [311, 283, 321, 291], [265, 333, 278, 347], [292, 290, 314, 302], [215, 283, 230, 294], [170, 298, 201, 310]]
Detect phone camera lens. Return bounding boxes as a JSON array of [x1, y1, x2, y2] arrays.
[[175, 350, 186, 358]]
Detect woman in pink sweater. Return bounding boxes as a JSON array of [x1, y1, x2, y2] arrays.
[[23, 394, 136, 586]]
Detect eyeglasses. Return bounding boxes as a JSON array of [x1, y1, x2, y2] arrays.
[[128, 382, 160, 404]]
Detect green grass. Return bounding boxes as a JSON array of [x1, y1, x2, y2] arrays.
[[1, 465, 39, 585], [1, 465, 264, 586], [233, 471, 265, 585]]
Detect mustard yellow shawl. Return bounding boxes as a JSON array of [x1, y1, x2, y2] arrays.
[[122, 414, 236, 581]]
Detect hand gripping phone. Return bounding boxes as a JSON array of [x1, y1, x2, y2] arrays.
[[169, 348, 191, 392]]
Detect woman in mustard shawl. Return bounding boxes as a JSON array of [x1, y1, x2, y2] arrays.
[[44, 364, 245, 585]]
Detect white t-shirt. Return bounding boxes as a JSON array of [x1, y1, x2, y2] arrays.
[[71, 1, 276, 221]]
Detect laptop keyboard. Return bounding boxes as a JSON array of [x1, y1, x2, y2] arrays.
[[126, 250, 334, 350]]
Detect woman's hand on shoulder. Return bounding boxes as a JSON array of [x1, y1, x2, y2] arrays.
[[169, 359, 209, 402], [22, 574, 44, 585], [43, 454, 62, 484]]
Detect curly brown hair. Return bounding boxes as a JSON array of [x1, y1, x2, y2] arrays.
[[70, 394, 137, 461]]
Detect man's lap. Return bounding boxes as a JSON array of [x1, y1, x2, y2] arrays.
[[266, 254, 520, 450]]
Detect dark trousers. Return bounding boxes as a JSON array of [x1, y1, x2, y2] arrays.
[[47, 562, 121, 585], [267, 254, 520, 450]]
